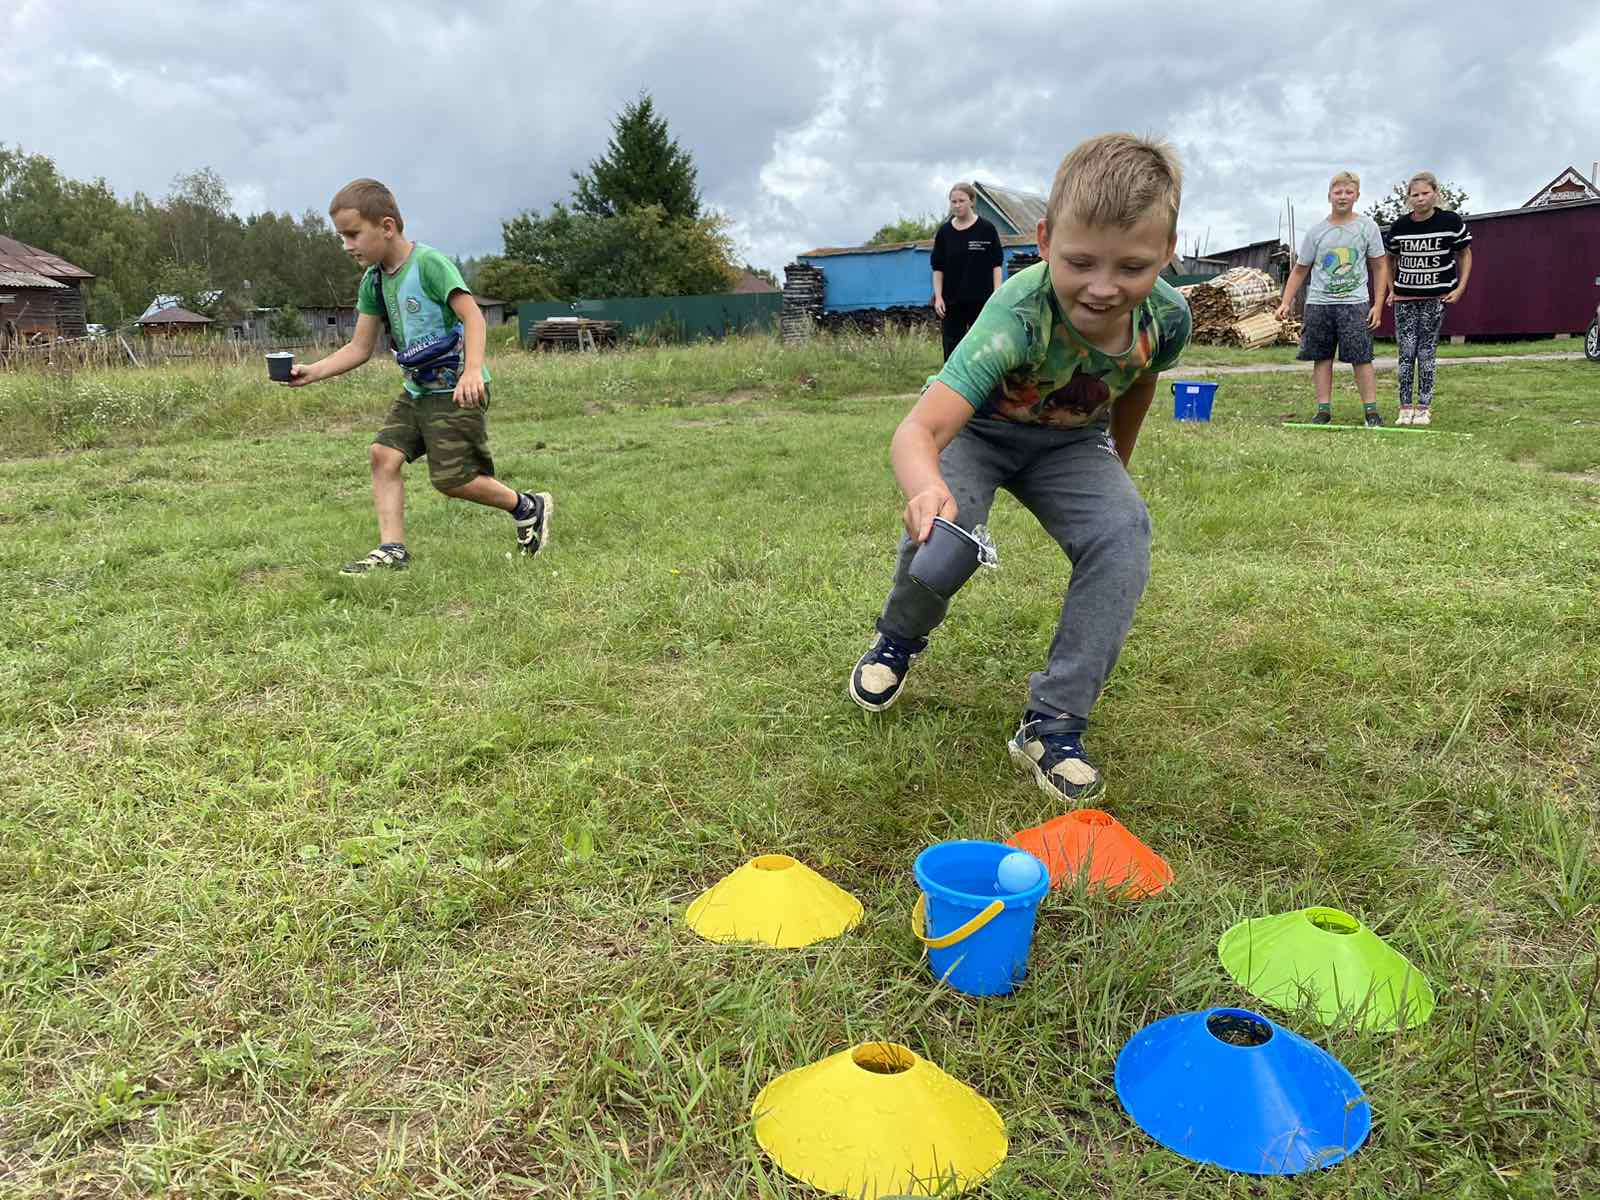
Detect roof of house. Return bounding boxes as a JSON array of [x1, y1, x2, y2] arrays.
[[1452, 195, 1600, 223], [140, 292, 224, 320], [0, 235, 94, 281], [730, 271, 780, 294], [0, 270, 66, 289], [799, 233, 1038, 258], [136, 305, 213, 325], [974, 181, 1047, 235], [1523, 165, 1600, 208]]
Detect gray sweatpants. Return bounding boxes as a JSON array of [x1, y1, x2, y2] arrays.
[[877, 415, 1152, 718]]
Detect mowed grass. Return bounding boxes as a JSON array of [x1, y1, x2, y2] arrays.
[[1, 333, 1598, 1198]]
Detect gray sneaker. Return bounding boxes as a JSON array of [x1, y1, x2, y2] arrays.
[[341, 545, 411, 575]]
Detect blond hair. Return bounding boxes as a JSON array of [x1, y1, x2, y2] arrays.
[[1045, 133, 1182, 237], [329, 178, 404, 233], [1407, 170, 1440, 194], [1328, 170, 1361, 192], [948, 181, 977, 202]]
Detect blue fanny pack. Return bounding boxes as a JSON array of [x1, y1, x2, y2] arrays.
[[366, 264, 465, 388]]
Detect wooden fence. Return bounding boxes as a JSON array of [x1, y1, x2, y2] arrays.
[[0, 332, 347, 372]]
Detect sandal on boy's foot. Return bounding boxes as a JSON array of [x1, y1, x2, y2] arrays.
[[1311, 410, 1332, 425], [1397, 406, 1415, 425], [1412, 407, 1432, 427], [341, 545, 411, 575], [1364, 410, 1384, 428], [514, 492, 553, 557], [1009, 711, 1104, 804], [848, 630, 927, 712]]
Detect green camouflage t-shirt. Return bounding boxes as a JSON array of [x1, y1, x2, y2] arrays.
[[356, 244, 490, 397], [934, 263, 1191, 428]]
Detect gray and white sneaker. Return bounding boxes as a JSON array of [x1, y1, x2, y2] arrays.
[[341, 545, 411, 575]]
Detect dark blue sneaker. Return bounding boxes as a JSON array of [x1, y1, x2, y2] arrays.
[[848, 630, 928, 712], [1009, 711, 1103, 803]]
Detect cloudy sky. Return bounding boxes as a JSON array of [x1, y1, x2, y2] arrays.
[[7, 0, 1599, 272]]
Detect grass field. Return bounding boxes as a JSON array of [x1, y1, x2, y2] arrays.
[[2, 332, 1598, 1198]]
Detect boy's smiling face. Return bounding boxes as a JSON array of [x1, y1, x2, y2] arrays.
[[1035, 210, 1176, 346], [333, 209, 396, 268]]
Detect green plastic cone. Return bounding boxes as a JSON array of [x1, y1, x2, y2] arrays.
[[1218, 906, 1435, 1032]]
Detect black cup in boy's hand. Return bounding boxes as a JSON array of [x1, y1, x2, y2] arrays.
[[266, 351, 294, 382]]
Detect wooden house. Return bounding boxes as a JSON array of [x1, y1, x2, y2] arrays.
[[0, 235, 94, 343]]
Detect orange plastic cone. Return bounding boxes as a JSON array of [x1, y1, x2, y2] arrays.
[[1007, 809, 1172, 898]]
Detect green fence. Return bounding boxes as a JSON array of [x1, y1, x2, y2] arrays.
[[517, 292, 782, 346]]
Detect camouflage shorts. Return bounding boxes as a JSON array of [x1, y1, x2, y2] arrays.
[[373, 386, 495, 490]]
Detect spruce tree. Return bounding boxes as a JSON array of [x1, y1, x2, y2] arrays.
[[571, 93, 701, 221]]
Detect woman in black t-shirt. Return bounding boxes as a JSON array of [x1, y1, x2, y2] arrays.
[[931, 182, 1004, 360]]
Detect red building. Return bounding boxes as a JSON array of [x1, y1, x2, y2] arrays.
[[1379, 172, 1600, 340]]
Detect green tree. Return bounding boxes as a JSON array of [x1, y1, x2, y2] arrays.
[[474, 255, 558, 303], [1364, 179, 1470, 225], [153, 259, 219, 317], [866, 213, 941, 245], [267, 304, 309, 340], [571, 93, 701, 220], [502, 202, 734, 300]]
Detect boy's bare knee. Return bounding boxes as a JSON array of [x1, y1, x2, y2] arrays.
[[370, 444, 405, 475], [434, 479, 467, 498]]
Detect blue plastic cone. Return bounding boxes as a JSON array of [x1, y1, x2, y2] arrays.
[[1115, 1008, 1370, 1175]]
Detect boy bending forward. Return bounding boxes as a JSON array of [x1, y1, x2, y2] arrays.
[[849, 134, 1191, 804], [290, 178, 552, 574]]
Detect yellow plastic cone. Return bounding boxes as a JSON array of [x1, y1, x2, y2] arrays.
[[753, 1042, 1007, 1198], [685, 855, 863, 948]]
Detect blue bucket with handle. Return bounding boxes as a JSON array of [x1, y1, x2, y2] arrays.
[[1172, 380, 1219, 422], [913, 840, 1048, 996]]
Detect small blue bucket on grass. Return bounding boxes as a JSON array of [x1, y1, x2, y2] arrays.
[[913, 840, 1048, 996], [1172, 380, 1219, 422]]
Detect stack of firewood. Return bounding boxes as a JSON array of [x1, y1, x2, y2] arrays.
[[1006, 251, 1042, 276], [1179, 267, 1287, 347], [529, 318, 620, 351], [781, 263, 825, 343], [817, 306, 936, 335]]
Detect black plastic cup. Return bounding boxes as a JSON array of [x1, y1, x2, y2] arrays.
[[266, 351, 294, 382], [909, 517, 983, 599]]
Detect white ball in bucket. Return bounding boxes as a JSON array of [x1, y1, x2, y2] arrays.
[[996, 850, 1042, 893]]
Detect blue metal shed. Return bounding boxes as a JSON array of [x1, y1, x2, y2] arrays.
[[797, 236, 1040, 312]]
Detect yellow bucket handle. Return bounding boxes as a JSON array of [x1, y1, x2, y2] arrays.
[[913, 894, 1006, 950]]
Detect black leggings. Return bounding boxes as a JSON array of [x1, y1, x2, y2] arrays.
[[1395, 299, 1445, 407], [941, 300, 986, 360]]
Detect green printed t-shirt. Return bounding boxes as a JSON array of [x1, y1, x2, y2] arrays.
[[932, 263, 1192, 428], [356, 244, 489, 396]]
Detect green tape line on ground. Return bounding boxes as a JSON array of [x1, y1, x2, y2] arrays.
[[1281, 423, 1475, 437]]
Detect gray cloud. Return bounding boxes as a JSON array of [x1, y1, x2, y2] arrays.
[[7, 0, 1598, 273]]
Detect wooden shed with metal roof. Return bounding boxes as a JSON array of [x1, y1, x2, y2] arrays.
[[0, 235, 94, 344]]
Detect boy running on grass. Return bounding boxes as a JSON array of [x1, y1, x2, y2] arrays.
[[287, 178, 551, 574], [848, 133, 1192, 804], [1274, 170, 1390, 427]]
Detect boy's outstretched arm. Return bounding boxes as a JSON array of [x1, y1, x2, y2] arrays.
[[447, 290, 488, 409], [1108, 374, 1158, 469], [891, 381, 975, 542], [287, 313, 381, 386]]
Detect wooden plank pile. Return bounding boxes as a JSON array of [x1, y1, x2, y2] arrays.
[[1006, 252, 1042, 275], [780, 263, 825, 343], [530, 317, 621, 352], [1178, 267, 1288, 347]]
